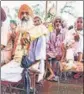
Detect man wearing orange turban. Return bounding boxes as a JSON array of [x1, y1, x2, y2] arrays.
[[1, 3, 34, 90], [13, 4, 34, 60], [13, 4, 48, 62], [18, 4, 33, 20], [1, 5, 48, 93]]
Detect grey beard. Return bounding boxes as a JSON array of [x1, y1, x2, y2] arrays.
[[21, 21, 29, 28], [21, 16, 33, 29]]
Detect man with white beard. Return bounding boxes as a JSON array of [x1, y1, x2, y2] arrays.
[[1, 4, 34, 83], [1, 4, 48, 92]]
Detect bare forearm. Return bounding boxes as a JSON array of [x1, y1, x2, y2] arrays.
[[61, 44, 66, 61], [78, 52, 83, 62]]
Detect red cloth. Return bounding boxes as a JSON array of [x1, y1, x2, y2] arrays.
[[12, 32, 20, 56]]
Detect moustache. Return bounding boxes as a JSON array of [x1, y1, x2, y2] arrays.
[[21, 17, 29, 21]]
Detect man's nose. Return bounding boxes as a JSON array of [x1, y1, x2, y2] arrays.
[[23, 13, 27, 17]]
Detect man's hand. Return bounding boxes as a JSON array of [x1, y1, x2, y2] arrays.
[[56, 55, 62, 61], [74, 33, 80, 42], [60, 57, 66, 62], [11, 31, 16, 40], [21, 38, 29, 45], [47, 51, 56, 58], [1, 45, 5, 50], [21, 32, 31, 45]]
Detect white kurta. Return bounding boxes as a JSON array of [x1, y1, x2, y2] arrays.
[[1, 22, 9, 63], [28, 25, 47, 82], [1, 21, 9, 46], [63, 29, 83, 56], [28, 35, 46, 82], [1, 60, 23, 82], [28, 35, 46, 61], [1, 19, 33, 82]]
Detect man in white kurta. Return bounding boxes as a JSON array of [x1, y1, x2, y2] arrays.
[[63, 17, 83, 61], [61, 17, 83, 70], [1, 5, 48, 83], [28, 16, 48, 83], [1, 4, 34, 82]]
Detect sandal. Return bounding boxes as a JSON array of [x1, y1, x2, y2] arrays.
[[74, 73, 82, 79], [47, 74, 55, 80]]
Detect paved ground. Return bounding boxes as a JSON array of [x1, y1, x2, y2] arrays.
[[1, 75, 83, 94], [37, 76, 83, 94], [37, 80, 83, 94]]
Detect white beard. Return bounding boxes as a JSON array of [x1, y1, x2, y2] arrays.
[[21, 16, 34, 29]]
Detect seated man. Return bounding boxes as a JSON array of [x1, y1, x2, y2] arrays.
[[1, 4, 49, 92], [28, 16, 48, 83], [46, 17, 66, 80], [62, 17, 83, 63], [61, 17, 83, 78], [1, 20, 17, 65]]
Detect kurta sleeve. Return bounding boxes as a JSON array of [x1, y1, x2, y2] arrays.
[[1, 24, 9, 46], [35, 36, 46, 60]]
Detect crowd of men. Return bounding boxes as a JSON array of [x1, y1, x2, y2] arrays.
[[1, 4, 83, 90]]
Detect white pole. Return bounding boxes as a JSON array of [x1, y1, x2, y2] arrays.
[[56, 1, 57, 16], [46, 1, 48, 17]]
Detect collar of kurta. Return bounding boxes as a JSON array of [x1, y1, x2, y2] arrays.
[[54, 29, 63, 35], [76, 30, 83, 35]]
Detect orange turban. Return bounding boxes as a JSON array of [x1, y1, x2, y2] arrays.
[[18, 4, 33, 19]]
